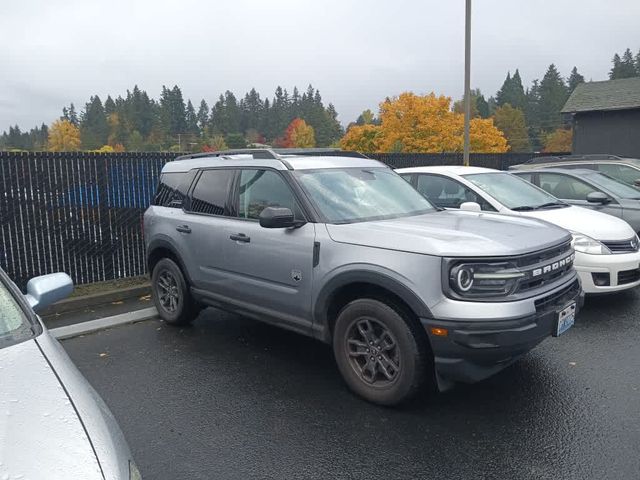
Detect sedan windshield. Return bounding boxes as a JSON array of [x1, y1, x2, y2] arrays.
[[464, 172, 567, 211], [294, 167, 435, 223], [0, 275, 32, 349], [586, 173, 640, 200]]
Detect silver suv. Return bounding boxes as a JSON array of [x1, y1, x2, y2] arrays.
[[144, 149, 583, 405]]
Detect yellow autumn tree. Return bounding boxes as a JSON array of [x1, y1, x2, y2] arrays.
[[48, 119, 81, 151], [340, 124, 383, 152], [340, 92, 508, 153], [543, 128, 572, 153], [287, 118, 316, 148]]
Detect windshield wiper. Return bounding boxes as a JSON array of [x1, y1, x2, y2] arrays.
[[533, 202, 567, 210], [511, 205, 535, 211]]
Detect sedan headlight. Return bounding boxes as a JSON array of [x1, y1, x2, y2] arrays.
[[571, 232, 611, 255], [129, 461, 143, 480], [449, 262, 525, 298]]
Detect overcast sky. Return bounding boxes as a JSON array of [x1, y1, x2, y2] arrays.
[[1, 0, 639, 131]]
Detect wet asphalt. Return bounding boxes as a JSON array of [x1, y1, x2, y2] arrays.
[[62, 290, 640, 480]]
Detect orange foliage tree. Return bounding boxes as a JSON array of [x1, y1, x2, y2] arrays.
[[543, 128, 572, 152], [276, 118, 316, 148], [340, 92, 508, 153]]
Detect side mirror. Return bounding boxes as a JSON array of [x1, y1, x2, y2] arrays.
[[586, 191, 610, 204], [460, 202, 482, 212], [25, 273, 73, 312], [633, 179, 640, 188], [259, 207, 300, 228]]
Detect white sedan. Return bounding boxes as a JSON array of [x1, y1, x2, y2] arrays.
[[397, 166, 640, 294]]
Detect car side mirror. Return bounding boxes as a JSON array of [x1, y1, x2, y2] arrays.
[[259, 207, 301, 228], [634, 179, 640, 188], [460, 202, 482, 212], [24, 273, 73, 312], [586, 191, 610, 204]]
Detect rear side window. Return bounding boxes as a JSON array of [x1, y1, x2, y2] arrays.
[[153, 170, 196, 207], [415, 174, 494, 211], [189, 169, 234, 215]]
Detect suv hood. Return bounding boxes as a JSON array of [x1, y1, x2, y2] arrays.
[[519, 205, 635, 241], [326, 210, 570, 257], [0, 339, 103, 480]]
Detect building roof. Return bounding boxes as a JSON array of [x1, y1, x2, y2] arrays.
[[562, 77, 640, 113]]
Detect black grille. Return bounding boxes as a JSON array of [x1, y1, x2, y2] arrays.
[[534, 279, 581, 313], [515, 241, 575, 294], [602, 238, 639, 254], [618, 269, 640, 285]]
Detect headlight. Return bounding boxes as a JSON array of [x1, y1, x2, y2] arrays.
[[449, 262, 525, 297], [129, 461, 142, 480], [571, 232, 611, 255]]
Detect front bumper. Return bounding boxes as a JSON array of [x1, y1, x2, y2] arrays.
[[575, 250, 640, 294], [422, 279, 583, 386]]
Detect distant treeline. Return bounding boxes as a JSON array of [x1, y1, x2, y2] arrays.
[[2, 47, 639, 153]]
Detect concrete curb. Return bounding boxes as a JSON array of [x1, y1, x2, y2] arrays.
[[51, 307, 158, 340], [41, 284, 151, 317]]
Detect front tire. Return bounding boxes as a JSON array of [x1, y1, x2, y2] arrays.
[[151, 258, 197, 326], [333, 298, 431, 406]]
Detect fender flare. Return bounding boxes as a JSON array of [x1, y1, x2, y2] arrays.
[[313, 267, 433, 340], [146, 237, 193, 284]]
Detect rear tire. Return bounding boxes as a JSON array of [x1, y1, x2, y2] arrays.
[[333, 298, 431, 406], [151, 258, 197, 326]]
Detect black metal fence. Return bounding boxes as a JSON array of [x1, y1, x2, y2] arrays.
[[0, 150, 566, 289]]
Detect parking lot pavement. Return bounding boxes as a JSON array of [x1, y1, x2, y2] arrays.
[[62, 291, 640, 480]]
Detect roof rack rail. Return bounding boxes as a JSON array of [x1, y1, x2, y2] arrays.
[[272, 148, 370, 159], [175, 148, 280, 161], [524, 153, 624, 165]]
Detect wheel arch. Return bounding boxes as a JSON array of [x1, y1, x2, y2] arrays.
[[146, 238, 193, 285], [314, 269, 433, 344]]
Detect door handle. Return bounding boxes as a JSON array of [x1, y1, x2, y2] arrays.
[[229, 233, 250, 243], [176, 225, 191, 234]]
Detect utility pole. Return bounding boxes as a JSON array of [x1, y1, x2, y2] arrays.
[[463, 0, 472, 166]]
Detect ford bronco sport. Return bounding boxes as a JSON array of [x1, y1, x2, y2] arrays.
[[144, 149, 582, 405]]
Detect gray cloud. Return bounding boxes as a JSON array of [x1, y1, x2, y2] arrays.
[[1, 0, 639, 131]]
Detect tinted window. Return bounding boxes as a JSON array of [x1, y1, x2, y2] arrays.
[[238, 170, 303, 220], [515, 172, 533, 183], [415, 174, 494, 210], [154, 170, 196, 207], [189, 169, 234, 215], [596, 164, 640, 186], [538, 172, 597, 200]]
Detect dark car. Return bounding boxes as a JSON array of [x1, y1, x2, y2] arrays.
[[513, 168, 640, 234], [510, 154, 640, 187]]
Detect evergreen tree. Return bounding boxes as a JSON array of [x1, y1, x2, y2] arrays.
[[610, 49, 637, 79], [196, 100, 209, 133], [476, 94, 490, 118], [104, 96, 116, 115], [159, 85, 187, 137], [80, 96, 109, 149], [493, 104, 531, 152], [537, 64, 569, 134], [185, 100, 198, 134], [496, 70, 526, 110], [568, 66, 585, 93], [636, 49, 640, 76]]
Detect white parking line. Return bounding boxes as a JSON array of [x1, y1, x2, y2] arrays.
[[50, 307, 158, 340]]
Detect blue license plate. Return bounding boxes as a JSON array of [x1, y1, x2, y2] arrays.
[[555, 302, 576, 336]]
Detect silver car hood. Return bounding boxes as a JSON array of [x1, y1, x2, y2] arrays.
[[35, 329, 132, 480], [326, 210, 570, 257], [0, 339, 103, 480]]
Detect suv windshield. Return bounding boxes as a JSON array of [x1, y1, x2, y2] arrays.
[[0, 274, 32, 349], [586, 173, 640, 199], [464, 172, 567, 211], [294, 167, 435, 223]]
